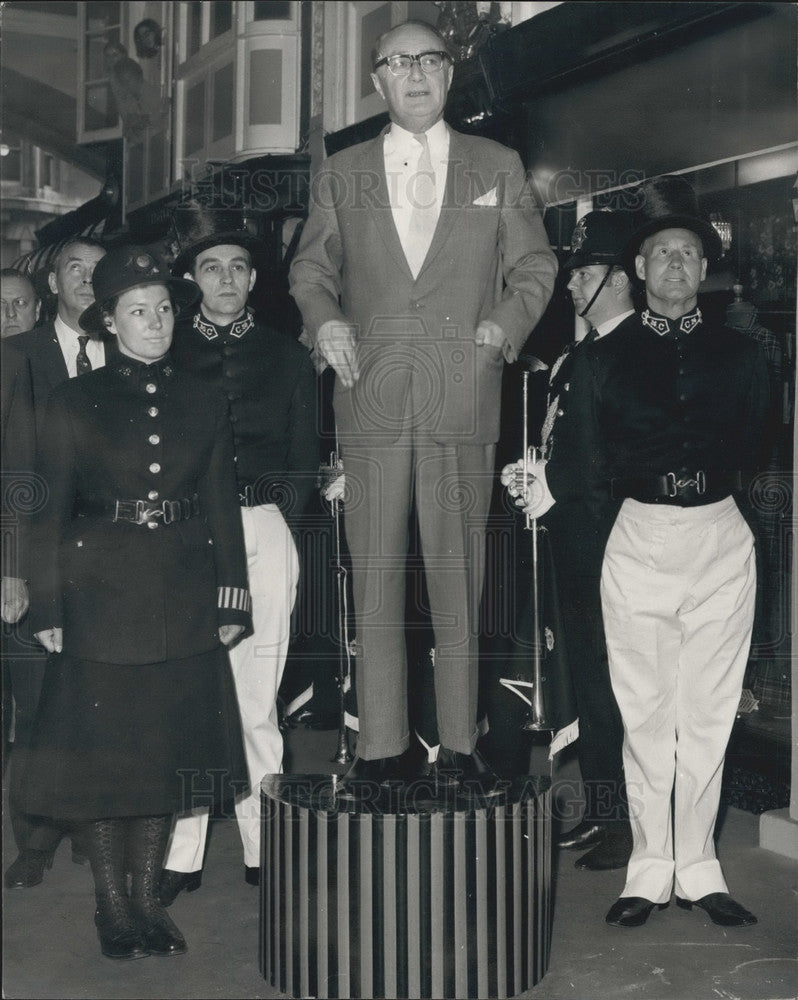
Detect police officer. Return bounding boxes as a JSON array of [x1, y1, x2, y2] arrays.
[[503, 211, 636, 870], [160, 207, 318, 902], [20, 246, 251, 959]]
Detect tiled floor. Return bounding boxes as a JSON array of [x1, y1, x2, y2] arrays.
[[3, 728, 797, 1000]]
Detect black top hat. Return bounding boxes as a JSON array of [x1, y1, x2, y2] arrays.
[[171, 204, 267, 275], [562, 210, 636, 272], [623, 175, 722, 274], [79, 245, 201, 335]]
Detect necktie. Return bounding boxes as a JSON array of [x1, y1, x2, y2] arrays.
[[405, 132, 437, 278], [584, 326, 599, 343], [76, 335, 92, 376]]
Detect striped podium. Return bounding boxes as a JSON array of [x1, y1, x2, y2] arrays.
[[260, 774, 552, 999]]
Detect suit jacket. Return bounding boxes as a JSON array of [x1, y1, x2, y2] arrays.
[[28, 355, 251, 665], [4, 323, 117, 442], [290, 126, 557, 445], [2, 325, 117, 583]]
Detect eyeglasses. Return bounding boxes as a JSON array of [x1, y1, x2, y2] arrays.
[[373, 51, 450, 77]]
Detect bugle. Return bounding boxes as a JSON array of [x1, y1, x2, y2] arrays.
[[325, 442, 354, 764], [520, 363, 552, 733]]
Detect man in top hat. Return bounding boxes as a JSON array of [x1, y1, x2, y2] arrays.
[[515, 176, 770, 928], [502, 210, 636, 870], [158, 206, 317, 903], [2, 237, 108, 890], [290, 19, 557, 794]]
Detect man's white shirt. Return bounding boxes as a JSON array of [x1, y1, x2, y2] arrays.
[[55, 314, 106, 378]]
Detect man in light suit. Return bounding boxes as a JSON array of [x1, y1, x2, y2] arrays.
[[290, 20, 557, 792], [3, 237, 107, 888]]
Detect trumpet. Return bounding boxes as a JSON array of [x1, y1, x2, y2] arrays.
[[324, 441, 354, 765], [520, 365, 552, 734]]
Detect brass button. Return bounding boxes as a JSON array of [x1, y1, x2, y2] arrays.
[[148, 406, 159, 417], [149, 463, 161, 474], [148, 490, 159, 501], [145, 383, 157, 394], [149, 434, 160, 445], [147, 521, 159, 530]]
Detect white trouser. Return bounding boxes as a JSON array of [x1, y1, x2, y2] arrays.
[[165, 504, 299, 871], [601, 497, 755, 904]]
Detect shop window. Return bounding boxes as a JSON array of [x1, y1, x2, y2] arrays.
[[212, 62, 235, 142], [253, 1, 292, 20], [211, 1, 234, 39]]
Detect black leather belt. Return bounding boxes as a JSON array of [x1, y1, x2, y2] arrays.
[[610, 470, 747, 506], [78, 495, 200, 525]]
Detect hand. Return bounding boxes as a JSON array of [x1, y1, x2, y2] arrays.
[[1, 576, 29, 624], [500, 458, 527, 498], [501, 457, 554, 518], [316, 321, 360, 389], [475, 319, 505, 357], [34, 627, 63, 653], [319, 460, 345, 502], [219, 624, 245, 647]]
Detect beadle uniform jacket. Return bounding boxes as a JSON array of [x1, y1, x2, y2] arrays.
[[290, 126, 557, 445], [170, 311, 318, 531], [28, 355, 252, 665], [546, 314, 771, 534]]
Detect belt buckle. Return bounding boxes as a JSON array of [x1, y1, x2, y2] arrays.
[[665, 470, 707, 499], [239, 485, 254, 507], [136, 500, 163, 525], [162, 500, 177, 525]]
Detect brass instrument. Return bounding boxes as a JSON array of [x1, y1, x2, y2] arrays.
[[326, 441, 354, 764], [520, 367, 552, 733]]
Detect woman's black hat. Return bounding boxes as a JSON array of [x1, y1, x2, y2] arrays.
[[171, 204, 267, 275], [624, 175, 722, 273], [79, 245, 201, 334]]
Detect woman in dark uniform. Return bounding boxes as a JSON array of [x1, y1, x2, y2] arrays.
[[19, 246, 251, 961]]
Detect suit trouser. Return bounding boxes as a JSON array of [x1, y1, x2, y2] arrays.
[[165, 504, 299, 871], [601, 497, 755, 904], [341, 430, 494, 758]]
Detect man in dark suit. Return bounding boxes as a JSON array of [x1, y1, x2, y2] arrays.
[[516, 177, 769, 929], [290, 19, 557, 793], [503, 210, 636, 870], [3, 237, 106, 889]]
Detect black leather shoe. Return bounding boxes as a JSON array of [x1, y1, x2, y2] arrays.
[[575, 824, 633, 871], [157, 869, 202, 907], [4, 849, 53, 889], [435, 747, 501, 797], [676, 893, 757, 926], [283, 707, 339, 730], [557, 820, 606, 851], [606, 896, 669, 927], [339, 748, 422, 792], [245, 866, 259, 886]]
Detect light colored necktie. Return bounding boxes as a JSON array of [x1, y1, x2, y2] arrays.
[[405, 132, 437, 277], [76, 335, 92, 375]]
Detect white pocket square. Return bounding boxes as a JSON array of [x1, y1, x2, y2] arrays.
[[472, 187, 497, 207]]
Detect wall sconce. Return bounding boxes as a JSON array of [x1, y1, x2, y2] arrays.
[[710, 213, 733, 255]]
